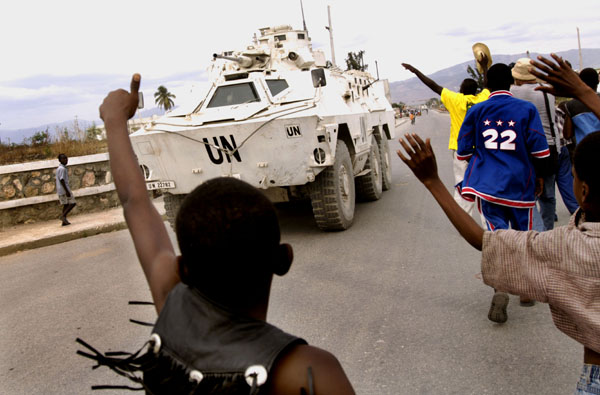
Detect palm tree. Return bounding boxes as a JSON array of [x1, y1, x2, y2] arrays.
[[154, 86, 176, 111]]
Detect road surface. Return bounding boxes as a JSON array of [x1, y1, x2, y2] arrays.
[[0, 111, 580, 394]]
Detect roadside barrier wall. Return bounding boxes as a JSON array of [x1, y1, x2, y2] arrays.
[[0, 153, 120, 228]]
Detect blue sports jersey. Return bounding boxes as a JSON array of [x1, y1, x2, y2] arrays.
[[456, 91, 550, 208]]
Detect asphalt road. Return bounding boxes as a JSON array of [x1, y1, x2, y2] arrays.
[[0, 111, 580, 394]]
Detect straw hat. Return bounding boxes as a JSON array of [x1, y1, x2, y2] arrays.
[[472, 43, 492, 73], [511, 58, 536, 81]]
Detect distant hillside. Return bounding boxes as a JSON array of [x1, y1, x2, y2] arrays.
[[0, 107, 167, 145], [391, 48, 600, 105], [3, 49, 599, 144]]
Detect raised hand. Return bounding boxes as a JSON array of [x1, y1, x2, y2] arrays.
[[99, 74, 141, 123], [530, 54, 587, 98], [397, 133, 439, 186], [397, 133, 484, 250], [401, 63, 417, 74], [477, 53, 488, 67]]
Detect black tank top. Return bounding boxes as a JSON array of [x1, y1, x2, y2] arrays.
[[144, 283, 307, 394]]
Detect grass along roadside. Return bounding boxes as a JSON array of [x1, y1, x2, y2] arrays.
[[0, 124, 107, 165]]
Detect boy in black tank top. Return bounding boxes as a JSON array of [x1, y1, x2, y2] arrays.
[[80, 74, 354, 394]]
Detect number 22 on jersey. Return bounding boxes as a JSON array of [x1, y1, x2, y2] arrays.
[[483, 129, 517, 151]]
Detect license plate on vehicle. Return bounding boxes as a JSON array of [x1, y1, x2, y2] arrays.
[[146, 180, 176, 190]]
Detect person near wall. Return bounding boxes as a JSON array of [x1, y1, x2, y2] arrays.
[[56, 153, 76, 226]]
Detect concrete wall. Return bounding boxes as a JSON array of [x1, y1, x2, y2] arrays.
[[0, 153, 120, 227]]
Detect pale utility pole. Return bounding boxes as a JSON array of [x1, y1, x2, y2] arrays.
[[326, 5, 336, 67], [577, 27, 583, 70]]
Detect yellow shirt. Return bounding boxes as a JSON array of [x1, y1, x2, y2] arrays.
[[441, 88, 490, 150]]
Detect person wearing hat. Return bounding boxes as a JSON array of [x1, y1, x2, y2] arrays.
[[401, 50, 490, 219], [510, 58, 578, 236]]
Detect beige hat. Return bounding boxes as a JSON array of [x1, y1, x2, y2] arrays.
[[511, 58, 536, 81], [472, 43, 493, 73]]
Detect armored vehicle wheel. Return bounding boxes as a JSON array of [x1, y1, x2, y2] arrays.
[[163, 192, 187, 229], [378, 134, 392, 191], [356, 137, 383, 201], [309, 140, 355, 231]]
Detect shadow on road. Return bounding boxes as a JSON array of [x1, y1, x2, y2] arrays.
[[274, 200, 323, 235]]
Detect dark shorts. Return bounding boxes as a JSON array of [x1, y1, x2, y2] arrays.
[[477, 198, 533, 231]]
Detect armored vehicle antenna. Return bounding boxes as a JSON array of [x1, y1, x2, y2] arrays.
[[326, 5, 336, 67], [300, 0, 308, 33]]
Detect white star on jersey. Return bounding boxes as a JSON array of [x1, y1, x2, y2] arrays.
[[496, 120, 503, 126], [508, 120, 516, 127], [484, 119, 491, 126]]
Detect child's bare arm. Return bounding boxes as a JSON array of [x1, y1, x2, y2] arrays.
[[268, 345, 355, 394], [397, 133, 484, 250], [99, 74, 179, 313]]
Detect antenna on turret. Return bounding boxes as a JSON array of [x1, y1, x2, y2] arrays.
[[300, 0, 308, 33], [326, 5, 336, 67]]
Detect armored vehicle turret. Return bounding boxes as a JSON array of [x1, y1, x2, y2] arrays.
[[131, 24, 395, 230]]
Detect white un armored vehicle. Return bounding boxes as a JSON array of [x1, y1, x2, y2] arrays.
[[132, 24, 395, 230]]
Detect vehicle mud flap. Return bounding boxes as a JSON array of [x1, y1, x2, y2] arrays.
[[356, 136, 383, 201], [164, 192, 187, 229], [309, 140, 355, 231], [378, 134, 392, 191]]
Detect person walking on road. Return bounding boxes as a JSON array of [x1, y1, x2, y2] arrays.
[[455, 63, 550, 323], [510, 57, 577, 231], [56, 153, 76, 226], [402, 54, 490, 217]]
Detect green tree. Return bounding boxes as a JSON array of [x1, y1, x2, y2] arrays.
[[85, 122, 103, 141], [466, 62, 485, 91], [154, 86, 176, 111], [345, 50, 368, 71], [30, 129, 50, 145]]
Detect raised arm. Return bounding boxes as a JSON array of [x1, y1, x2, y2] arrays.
[[397, 133, 484, 250], [99, 74, 179, 313], [531, 53, 600, 120], [402, 63, 443, 96], [478, 53, 489, 89]]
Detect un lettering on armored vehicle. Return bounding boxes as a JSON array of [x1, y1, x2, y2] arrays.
[[131, 25, 395, 231]]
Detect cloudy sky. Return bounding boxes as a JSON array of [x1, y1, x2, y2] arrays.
[[1, 0, 599, 131]]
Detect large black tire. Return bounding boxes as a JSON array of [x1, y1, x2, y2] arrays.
[[378, 134, 392, 191], [163, 192, 187, 229], [309, 140, 355, 231], [356, 137, 383, 201]]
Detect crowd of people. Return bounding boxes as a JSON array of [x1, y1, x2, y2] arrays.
[[76, 52, 600, 394], [399, 53, 600, 394]]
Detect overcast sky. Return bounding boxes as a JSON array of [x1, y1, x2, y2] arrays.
[[1, 0, 599, 131]]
